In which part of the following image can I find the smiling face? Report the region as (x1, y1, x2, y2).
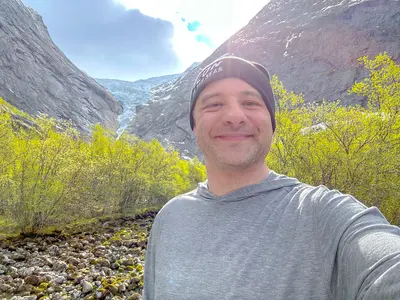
(192, 77, 274, 172)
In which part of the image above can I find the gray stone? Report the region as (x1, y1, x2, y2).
(78, 252, 89, 259)
(81, 280, 93, 293)
(70, 290, 82, 298)
(70, 242, 84, 251)
(0, 283, 12, 292)
(11, 252, 26, 261)
(99, 258, 111, 268)
(64, 285, 74, 292)
(23, 284, 34, 293)
(77, 262, 86, 269)
(19, 266, 35, 278)
(24, 275, 40, 286)
(122, 258, 135, 266)
(94, 280, 101, 286)
(94, 245, 106, 251)
(52, 293, 68, 300)
(127, 293, 141, 300)
(9, 266, 18, 273)
(16, 281, 26, 292)
(52, 261, 67, 272)
(67, 257, 80, 266)
(48, 245, 60, 256)
(41, 257, 53, 266)
(2, 255, 12, 265)
(41, 265, 51, 272)
(41, 274, 52, 282)
(29, 257, 45, 267)
(13, 278, 24, 287)
(118, 283, 126, 292)
(53, 275, 65, 284)
(59, 243, 69, 249)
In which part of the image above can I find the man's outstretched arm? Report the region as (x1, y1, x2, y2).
(142, 222, 158, 300)
(316, 188, 400, 299)
(336, 207, 400, 299)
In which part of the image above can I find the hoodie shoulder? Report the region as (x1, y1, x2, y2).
(154, 187, 202, 220)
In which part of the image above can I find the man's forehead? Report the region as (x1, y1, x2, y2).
(198, 88, 262, 103)
(202, 78, 260, 94)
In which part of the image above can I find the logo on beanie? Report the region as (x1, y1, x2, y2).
(193, 60, 223, 92)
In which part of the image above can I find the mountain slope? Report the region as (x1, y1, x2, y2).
(0, 0, 122, 135)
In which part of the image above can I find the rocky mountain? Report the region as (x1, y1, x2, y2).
(0, 0, 122, 135)
(96, 62, 200, 136)
(126, 0, 400, 159)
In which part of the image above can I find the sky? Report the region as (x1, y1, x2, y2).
(21, 0, 269, 81)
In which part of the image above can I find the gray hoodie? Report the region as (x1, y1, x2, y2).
(143, 171, 400, 300)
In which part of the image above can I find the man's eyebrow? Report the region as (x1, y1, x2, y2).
(240, 90, 262, 99)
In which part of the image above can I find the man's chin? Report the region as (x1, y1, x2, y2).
(216, 155, 256, 171)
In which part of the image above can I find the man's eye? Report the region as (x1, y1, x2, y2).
(205, 103, 222, 108)
(244, 100, 260, 106)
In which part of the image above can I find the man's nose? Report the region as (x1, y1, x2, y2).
(222, 100, 246, 126)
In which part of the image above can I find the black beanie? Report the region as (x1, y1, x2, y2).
(189, 56, 276, 132)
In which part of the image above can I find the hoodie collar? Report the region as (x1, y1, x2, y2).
(197, 171, 301, 202)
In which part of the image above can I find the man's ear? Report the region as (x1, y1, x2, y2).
(191, 111, 197, 134)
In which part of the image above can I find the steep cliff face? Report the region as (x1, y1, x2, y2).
(0, 0, 122, 135)
(126, 0, 400, 158)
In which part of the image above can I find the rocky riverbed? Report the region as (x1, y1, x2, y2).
(0, 211, 157, 300)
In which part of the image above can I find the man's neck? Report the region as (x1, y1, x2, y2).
(206, 163, 270, 196)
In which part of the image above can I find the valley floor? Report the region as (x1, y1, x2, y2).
(0, 211, 157, 300)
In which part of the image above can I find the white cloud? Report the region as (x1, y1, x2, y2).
(113, 0, 269, 70)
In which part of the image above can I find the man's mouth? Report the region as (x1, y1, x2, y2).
(215, 134, 253, 141)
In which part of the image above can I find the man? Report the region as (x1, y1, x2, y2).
(142, 56, 400, 299)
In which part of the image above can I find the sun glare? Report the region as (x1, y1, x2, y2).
(113, 0, 269, 69)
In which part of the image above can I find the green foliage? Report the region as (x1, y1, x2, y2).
(1, 52, 398, 232)
(350, 52, 400, 114)
(0, 105, 206, 233)
(268, 52, 400, 224)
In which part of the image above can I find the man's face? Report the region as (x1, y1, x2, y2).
(192, 77, 273, 171)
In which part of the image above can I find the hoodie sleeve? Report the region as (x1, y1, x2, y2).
(142, 216, 160, 300)
(315, 187, 400, 300)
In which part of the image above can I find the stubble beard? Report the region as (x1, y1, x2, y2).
(200, 137, 268, 172)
